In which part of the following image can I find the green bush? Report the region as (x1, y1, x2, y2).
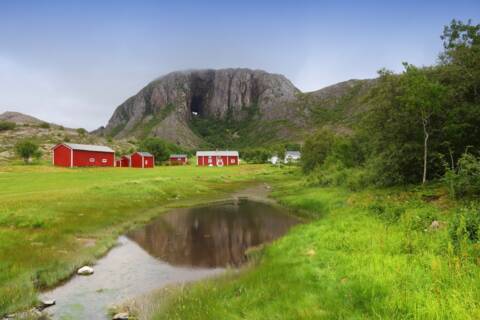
(444, 153, 480, 198)
(400, 206, 439, 231)
(302, 129, 365, 174)
(14, 140, 42, 164)
(241, 148, 272, 164)
(0, 121, 16, 131)
(367, 202, 405, 223)
(76, 128, 87, 136)
(305, 159, 372, 191)
(39, 122, 50, 129)
(139, 137, 187, 163)
(450, 206, 480, 243)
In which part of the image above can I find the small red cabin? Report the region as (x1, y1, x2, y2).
(170, 154, 188, 165)
(52, 143, 115, 168)
(119, 155, 131, 167)
(196, 151, 239, 166)
(130, 152, 154, 168)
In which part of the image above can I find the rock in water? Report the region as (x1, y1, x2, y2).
(39, 298, 55, 309)
(77, 266, 94, 275)
(112, 312, 129, 320)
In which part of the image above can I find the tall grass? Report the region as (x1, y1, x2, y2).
(153, 174, 480, 319)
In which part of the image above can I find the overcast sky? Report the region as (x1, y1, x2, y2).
(0, 0, 479, 130)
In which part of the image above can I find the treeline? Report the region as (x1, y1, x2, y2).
(118, 137, 190, 164)
(302, 19, 480, 196)
(240, 143, 301, 164)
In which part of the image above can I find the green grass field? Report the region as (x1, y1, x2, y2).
(152, 176, 480, 320)
(2, 164, 480, 319)
(0, 164, 277, 315)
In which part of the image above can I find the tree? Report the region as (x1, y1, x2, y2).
(360, 68, 443, 185)
(301, 129, 335, 173)
(76, 128, 87, 136)
(275, 145, 286, 164)
(437, 19, 480, 165)
(400, 64, 446, 184)
(440, 19, 480, 102)
(14, 140, 42, 164)
(139, 137, 170, 163)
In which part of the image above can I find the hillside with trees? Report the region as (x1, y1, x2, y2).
(301, 19, 480, 188)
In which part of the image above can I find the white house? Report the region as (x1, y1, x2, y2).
(284, 151, 301, 163)
(268, 155, 279, 164)
(269, 151, 301, 164)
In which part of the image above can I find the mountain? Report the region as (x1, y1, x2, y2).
(296, 79, 376, 132)
(97, 69, 376, 148)
(0, 111, 46, 125)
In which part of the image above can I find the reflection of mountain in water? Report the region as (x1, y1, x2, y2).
(127, 200, 299, 268)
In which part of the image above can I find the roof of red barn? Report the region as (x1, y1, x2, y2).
(135, 152, 154, 157)
(53, 143, 115, 153)
(196, 151, 239, 157)
(121, 155, 131, 159)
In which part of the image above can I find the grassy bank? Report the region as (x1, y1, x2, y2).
(153, 172, 480, 319)
(0, 164, 277, 315)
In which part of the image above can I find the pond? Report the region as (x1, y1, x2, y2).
(41, 199, 299, 319)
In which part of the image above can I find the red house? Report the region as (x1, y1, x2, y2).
(196, 151, 239, 166)
(119, 155, 131, 167)
(52, 143, 115, 168)
(170, 154, 188, 165)
(130, 152, 155, 168)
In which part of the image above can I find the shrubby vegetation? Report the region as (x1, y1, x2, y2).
(76, 128, 87, 136)
(139, 137, 188, 163)
(38, 122, 50, 129)
(14, 140, 42, 164)
(240, 148, 271, 164)
(444, 153, 480, 198)
(240, 143, 302, 164)
(0, 120, 16, 131)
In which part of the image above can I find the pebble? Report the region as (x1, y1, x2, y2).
(112, 312, 129, 320)
(77, 266, 94, 275)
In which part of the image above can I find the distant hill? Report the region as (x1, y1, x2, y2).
(96, 69, 376, 149)
(0, 111, 133, 163)
(0, 111, 46, 125)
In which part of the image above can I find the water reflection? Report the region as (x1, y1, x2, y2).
(127, 200, 299, 267)
(42, 200, 299, 319)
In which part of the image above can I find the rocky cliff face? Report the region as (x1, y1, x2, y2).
(100, 69, 301, 147)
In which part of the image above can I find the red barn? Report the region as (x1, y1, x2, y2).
(52, 143, 115, 168)
(196, 151, 239, 166)
(130, 152, 155, 168)
(170, 154, 188, 165)
(120, 155, 131, 167)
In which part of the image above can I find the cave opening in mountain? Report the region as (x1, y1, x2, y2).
(190, 94, 204, 117)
